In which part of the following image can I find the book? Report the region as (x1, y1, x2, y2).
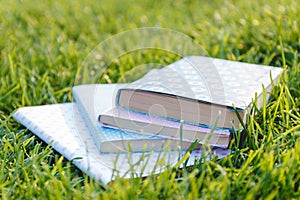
(116, 56, 283, 128)
(99, 107, 231, 148)
(72, 84, 201, 152)
(13, 102, 231, 184)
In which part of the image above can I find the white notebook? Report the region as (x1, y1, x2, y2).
(13, 102, 231, 184)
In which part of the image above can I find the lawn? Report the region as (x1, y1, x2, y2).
(0, 0, 299, 199)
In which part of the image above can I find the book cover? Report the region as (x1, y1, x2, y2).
(116, 56, 283, 128)
(72, 84, 199, 152)
(13, 103, 231, 184)
(99, 107, 231, 148)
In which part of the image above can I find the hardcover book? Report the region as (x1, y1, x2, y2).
(116, 56, 283, 128)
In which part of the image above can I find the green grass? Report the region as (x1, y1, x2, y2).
(0, 0, 299, 199)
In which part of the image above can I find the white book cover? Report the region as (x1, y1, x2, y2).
(118, 56, 283, 109)
(13, 102, 231, 184)
(116, 56, 283, 128)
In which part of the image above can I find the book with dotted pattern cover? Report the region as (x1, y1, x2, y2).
(117, 56, 283, 110)
(13, 102, 231, 184)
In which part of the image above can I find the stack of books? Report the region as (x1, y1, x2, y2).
(73, 56, 283, 152)
(13, 56, 283, 183)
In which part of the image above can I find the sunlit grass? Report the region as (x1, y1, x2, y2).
(0, 0, 299, 199)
